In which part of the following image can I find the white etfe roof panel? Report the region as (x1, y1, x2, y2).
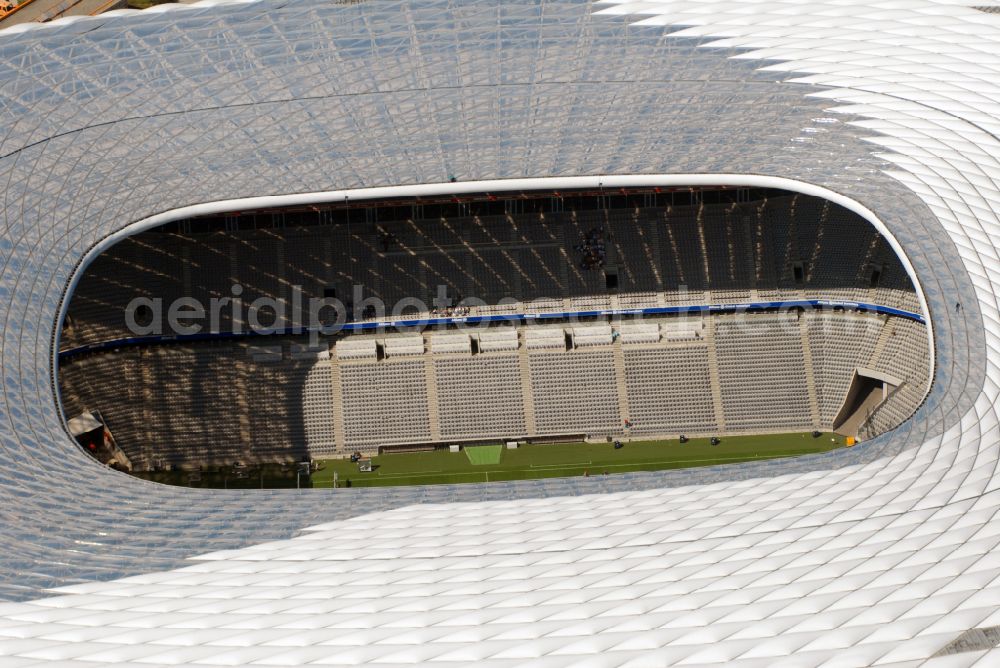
(0, 0, 998, 666)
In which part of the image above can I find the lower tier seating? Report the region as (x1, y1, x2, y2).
(59, 311, 930, 467)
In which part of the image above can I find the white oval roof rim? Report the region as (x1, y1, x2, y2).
(0, 0, 997, 665)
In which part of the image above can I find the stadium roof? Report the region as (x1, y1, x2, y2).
(0, 0, 997, 664)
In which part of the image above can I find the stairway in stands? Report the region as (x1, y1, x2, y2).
(139, 352, 156, 469)
(867, 316, 896, 367)
(517, 329, 538, 435)
(422, 333, 442, 442)
(612, 336, 631, 433)
(704, 318, 728, 432)
(798, 316, 823, 429)
(328, 359, 347, 453)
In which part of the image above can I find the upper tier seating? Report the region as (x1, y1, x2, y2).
(62, 195, 920, 350)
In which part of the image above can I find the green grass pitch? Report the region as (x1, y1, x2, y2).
(311, 432, 848, 489)
(133, 432, 848, 489)
(465, 445, 504, 465)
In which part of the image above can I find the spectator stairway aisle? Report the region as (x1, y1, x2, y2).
(704, 317, 729, 432)
(612, 336, 632, 430)
(798, 316, 823, 429)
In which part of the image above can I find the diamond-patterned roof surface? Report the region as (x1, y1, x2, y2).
(0, 0, 997, 665)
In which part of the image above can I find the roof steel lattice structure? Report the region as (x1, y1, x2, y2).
(0, 0, 998, 665)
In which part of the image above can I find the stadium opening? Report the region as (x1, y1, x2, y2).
(56, 185, 931, 488)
